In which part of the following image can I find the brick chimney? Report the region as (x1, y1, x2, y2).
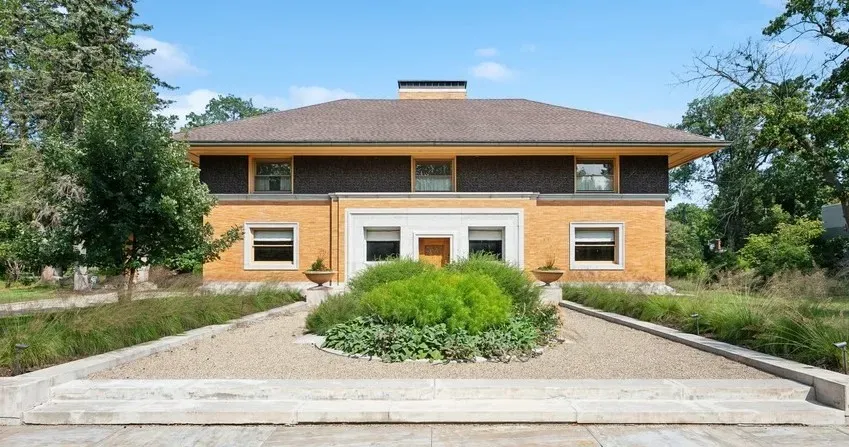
(398, 80, 467, 99)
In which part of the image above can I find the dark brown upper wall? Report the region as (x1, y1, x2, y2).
(294, 156, 411, 194)
(619, 155, 668, 194)
(457, 156, 574, 193)
(199, 156, 249, 194)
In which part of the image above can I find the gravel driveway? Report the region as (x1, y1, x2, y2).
(92, 308, 773, 380)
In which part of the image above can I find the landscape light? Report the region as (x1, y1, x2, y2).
(690, 313, 701, 336)
(834, 342, 848, 374)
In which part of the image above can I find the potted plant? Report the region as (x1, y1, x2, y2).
(531, 257, 564, 286)
(304, 256, 335, 287)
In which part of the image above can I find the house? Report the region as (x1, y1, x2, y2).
(182, 80, 725, 289)
(822, 204, 849, 239)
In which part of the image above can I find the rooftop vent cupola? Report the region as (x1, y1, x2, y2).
(398, 80, 467, 99)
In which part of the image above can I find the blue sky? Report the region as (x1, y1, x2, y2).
(135, 0, 807, 127)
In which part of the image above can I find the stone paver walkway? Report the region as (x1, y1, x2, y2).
(2, 424, 849, 446)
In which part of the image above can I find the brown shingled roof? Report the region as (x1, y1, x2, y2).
(180, 99, 723, 146)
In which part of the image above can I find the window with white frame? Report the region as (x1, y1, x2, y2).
(415, 160, 453, 192)
(365, 228, 400, 262)
(468, 228, 504, 259)
(570, 223, 624, 270)
(244, 223, 298, 270)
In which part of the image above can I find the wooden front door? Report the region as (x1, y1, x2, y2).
(418, 237, 451, 267)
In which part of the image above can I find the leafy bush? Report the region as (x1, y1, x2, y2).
(739, 219, 823, 277)
(305, 292, 364, 335)
(346, 258, 434, 295)
(322, 312, 559, 362)
(666, 220, 708, 278)
(667, 258, 709, 279)
(360, 271, 511, 334)
(445, 253, 539, 313)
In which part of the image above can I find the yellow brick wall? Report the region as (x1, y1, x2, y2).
(204, 198, 666, 284)
(204, 201, 332, 282)
(398, 91, 467, 100)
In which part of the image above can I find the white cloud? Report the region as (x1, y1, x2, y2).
(470, 61, 515, 81)
(475, 47, 498, 57)
(131, 35, 203, 78)
(520, 43, 537, 53)
(161, 89, 220, 128)
(161, 86, 358, 128)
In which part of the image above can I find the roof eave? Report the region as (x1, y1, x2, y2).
(183, 140, 729, 147)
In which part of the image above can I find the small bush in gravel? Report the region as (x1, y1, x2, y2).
(346, 258, 434, 295)
(305, 292, 364, 335)
(360, 271, 511, 334)
(445, 253, 540, 313)
(322, 311, 559, 363)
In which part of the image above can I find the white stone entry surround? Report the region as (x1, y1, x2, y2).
(345, 208, 524, 279)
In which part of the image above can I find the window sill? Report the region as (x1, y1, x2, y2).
(569, 262, 624, 271)
(244, 263, 299, 271)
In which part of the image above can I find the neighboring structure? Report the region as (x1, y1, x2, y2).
(181, 80, 726, 288)
(822, 204, 849, 239)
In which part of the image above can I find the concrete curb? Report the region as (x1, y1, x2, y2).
(560, 300, 849, 413)
(0, 300, 306, 424)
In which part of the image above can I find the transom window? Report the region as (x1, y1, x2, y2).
(576, 159, 615, 192)
(365, 228, 400, 262)
(468, 228, 503, 259)
(415, 160, 453, 192)
(255, 161, 291, 193)
(570, 223, 624, 271)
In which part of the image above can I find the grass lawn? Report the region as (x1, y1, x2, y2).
(0, 288, 302, 375)
(0, 285, 60, 304)
(563, 281, 849, 372)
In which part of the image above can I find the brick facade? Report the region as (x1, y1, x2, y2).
(205, 197, 666, 284)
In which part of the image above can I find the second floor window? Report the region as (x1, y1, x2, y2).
(576, 159, 615, 192)
(415, 160, 452, 192)
(255, 161, 291, 193)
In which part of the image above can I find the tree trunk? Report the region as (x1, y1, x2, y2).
(120, 234, 137, 302)
(121, 265, 136, 302)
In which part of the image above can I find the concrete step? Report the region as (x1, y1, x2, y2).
(49, 379, 813, 402)
(23, 398, 845, 425)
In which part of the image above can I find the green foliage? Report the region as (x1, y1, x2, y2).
(305, 292, 364, 335)
(666, 219, 709, 278)
(59, 74, 218, 286)
(562, 285, 849, 371)
(183, 94, 277, 130)
(165, 226, 243, 274)
(322, 312, 559, 363)
(0, 289, 302, 373)
(346, 258, 434, 295)
(308, 257, 329, 271)
(359, 271, 511, 334)
(739, 219, 824, 277)
(444, 253, 540, 313)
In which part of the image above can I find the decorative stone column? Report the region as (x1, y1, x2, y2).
(538, 284, 562, 305)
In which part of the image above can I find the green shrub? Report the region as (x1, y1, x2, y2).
(667, 258, 709, 279)
(305, 292, 364, 335)
(445, 253, 539, 313)
(322, 314, 559, 363)
(739, 219, 823, 277)
(347, 258, 434, 295)
(360, 270, 511, 334)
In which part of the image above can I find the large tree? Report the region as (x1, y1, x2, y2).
(183, 94, 276, 129)
(58, 74, 220, 294)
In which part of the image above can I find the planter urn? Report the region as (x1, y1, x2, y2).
(304, 270, 336, 287)
(531, 269, 564, 286)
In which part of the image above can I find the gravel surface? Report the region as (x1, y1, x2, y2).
(92, 308, 773, 379)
